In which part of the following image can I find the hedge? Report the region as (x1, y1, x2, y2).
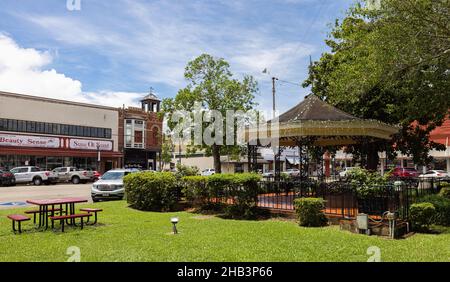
(124, 172, 179, 211)
(182, 173, 262, 219)
(417, 194, 450, 226)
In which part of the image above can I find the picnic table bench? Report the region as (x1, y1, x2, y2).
(25, 208, 62, 224)
(50, 213, 92, 232)
(7, 214, 31, 233)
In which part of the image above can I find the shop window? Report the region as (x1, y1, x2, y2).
(0, 118, 112, 139)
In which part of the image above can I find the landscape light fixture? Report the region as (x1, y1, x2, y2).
(171, 217, 179, 234)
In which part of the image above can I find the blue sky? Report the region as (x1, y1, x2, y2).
(0, 0, 354, 112)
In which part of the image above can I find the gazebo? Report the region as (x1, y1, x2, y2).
(246, 94, 400, 179)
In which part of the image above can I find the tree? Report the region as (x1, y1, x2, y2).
(160, 136, 173, 170)
(303, 0, 450, 169)
(161, 54, 258, 173)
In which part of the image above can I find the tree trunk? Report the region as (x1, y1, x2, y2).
(366, 143, 379, 171)
(212, 144, 222, 173)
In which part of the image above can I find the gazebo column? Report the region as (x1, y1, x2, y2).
(324, 153, 331, 178)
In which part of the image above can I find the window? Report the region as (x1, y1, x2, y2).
(0, 118, 112, 139)
(125, 119, 145, 148)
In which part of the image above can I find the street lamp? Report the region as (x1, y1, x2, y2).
(171, 217, 179, 234)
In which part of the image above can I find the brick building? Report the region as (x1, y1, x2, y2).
(118, 92, 162, 170)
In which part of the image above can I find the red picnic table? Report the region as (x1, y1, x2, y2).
(26, 198, 88, 229)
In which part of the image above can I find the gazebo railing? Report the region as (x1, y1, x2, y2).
(256, 177, 444, 219)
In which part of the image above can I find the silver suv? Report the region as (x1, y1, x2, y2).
(91, 169, 137, 202)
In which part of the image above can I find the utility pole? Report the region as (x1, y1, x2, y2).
(272, 76, 278, 176)
(272, 77, 278, 119)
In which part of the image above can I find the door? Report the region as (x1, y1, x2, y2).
(53, 167, 68, 181)
(12, 167, 29, 183)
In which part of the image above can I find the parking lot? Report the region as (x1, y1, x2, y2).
(0, 183, 92, 209)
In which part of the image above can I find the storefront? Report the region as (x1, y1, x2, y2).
(0, 91, 123, 173)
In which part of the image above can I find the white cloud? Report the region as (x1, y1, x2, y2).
(18, 0, 315, 89)
(0, 34, 141, 107)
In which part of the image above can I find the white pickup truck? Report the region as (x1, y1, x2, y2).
(10, 166, 59, 186)
(52, 167, 95, 184)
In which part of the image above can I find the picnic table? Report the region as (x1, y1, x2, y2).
(26, 198, 88, 229)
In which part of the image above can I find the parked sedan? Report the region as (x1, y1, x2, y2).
(285, 168, 300, 177)
(0, 169, 15, 186)
(201, 168, 215, 176)
(262, 170, 274, 178)
(392, 167, 419, 178)
(419, 170, 449, 178)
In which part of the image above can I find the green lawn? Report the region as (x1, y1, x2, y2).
(0, 200, 449, 262)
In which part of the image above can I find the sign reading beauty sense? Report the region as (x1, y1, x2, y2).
(0, 133, 60, 148)
(69, 139, 113, 151)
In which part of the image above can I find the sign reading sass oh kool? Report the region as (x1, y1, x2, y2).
(69, 139, 113, 151)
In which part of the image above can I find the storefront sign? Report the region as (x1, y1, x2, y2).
(0, 133, 60, 148)
(69, 139, 113, 151)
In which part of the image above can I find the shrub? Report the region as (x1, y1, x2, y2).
(345, 167, 389, 198)
(182, 173, 262, 219)
(409, 202, 436, 231)
(174, 164, 199, 178)
(294, 198, 327, 227)
(417, 194, 450, 226)
(124, 172, 179, 211)
(182, 176, 208, 207)
(439, 187, 450, 199)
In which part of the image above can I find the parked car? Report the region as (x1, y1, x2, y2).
(52, 167, 95, 184)
(339, 167, 359, 178)
(285, 168, 300, 177)
(262, 170, 274, 178)
(0, 169, 15, 186)
(9, 166, 58, 185)
(419, 170, 449, 179)
(93, 171, 102, 181)
(392, 167, 419, 178)
(91, 169, 137, 202)
(201, 168, 215, 176)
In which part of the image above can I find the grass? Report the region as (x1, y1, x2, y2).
(0, 200, 449, 262)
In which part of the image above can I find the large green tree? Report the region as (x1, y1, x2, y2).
(303, 0, 450, 169)
(161, 54, 258, 173)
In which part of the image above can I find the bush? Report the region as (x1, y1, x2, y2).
(345, 167, 389, 198)
(174, 164, 199, 178)
(439, 187, 450, 199)
(124, 172, 179, 211)
(409, 202, 436, 231)
(294, 198, 327, 227)
(182, 173, 262, 219)
(417, 194, 450, 226)
(182, 176, 208, 207)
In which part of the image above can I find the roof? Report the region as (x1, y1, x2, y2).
(0, 91, 119, 111)
(246, 94, 400, 146)
(277, 94, 358, 122)
(141, 93, 160, 101)
(429, 115, 450, 146)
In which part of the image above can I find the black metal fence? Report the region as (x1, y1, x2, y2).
(257, 177, 447, 219)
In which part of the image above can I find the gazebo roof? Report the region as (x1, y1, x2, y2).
(277, 94, 358, 122)
(246, 94, 400, 147)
